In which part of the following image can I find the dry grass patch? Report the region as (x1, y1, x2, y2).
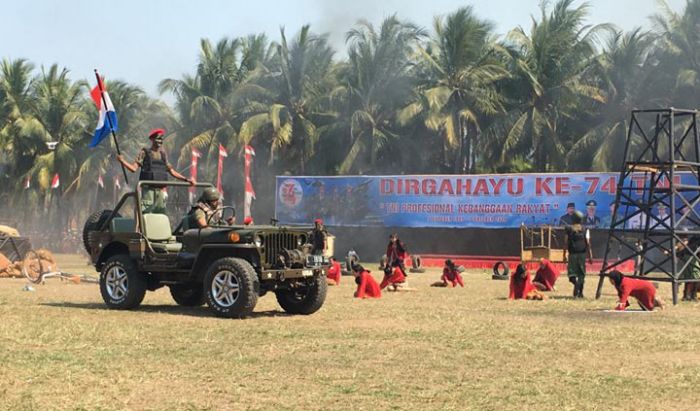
(1, 254, 699, 410)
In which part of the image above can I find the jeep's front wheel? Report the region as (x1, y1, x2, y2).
(275, 274, 327, 315)
(203, 258, 258, 318)
(169, 284, 205, 306)
(100, 255, 147, 309)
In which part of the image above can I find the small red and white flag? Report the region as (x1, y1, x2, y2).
(189, 148, 202, 203)
(97, 174, 105, 189)
(50, 173, 60, 189)
(24, 175, 30, 190)
(244, 145, 256, 223)
(217, 144, 228, 196)
(219, 144, 228, 158)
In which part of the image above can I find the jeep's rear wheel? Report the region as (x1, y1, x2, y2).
(100, 255, 147, 309)
(275, 274, 327, 315)
(169, 284, 205, 306)
(204, 258, 258, 318)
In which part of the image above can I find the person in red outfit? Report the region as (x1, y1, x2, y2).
(441, 259, 464, 287)
(380, 264, 406, 290)
(608, 270, 665, 311)
(352, 264, 381, 299)
(385, 233, 408, 276)
(326, 257, 342, 286)
(533, 258, 560, 291)
(509, 264, 546, 300)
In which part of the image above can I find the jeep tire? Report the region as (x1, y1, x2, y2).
(275, 274, 327, 315)
(83, 209, 119, 254)
(204, 257, 259, 318)
(100, 254, 147, 309)
(169, 284, 205, 306)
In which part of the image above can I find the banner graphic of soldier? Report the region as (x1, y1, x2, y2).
(275, 173, 700, 229)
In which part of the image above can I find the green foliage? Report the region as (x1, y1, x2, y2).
(4, 0, 700, 225)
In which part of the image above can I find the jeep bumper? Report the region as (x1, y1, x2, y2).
(260, 267, 325, 281)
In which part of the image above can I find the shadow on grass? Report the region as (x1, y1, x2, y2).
(39, 302, 291, 319)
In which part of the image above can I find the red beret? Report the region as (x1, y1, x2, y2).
(244, 216, 253, 225)
(149, 128, 165, 138)
(314, 218, 323, 224)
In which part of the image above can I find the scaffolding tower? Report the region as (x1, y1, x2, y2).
(595, 108, 700, 305)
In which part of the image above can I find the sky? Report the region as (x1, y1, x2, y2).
(0, 0, 687, 101)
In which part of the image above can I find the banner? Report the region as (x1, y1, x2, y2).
(275, 173, 695, 228)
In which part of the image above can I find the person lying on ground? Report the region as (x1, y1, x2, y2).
(608, 270, 664, 311)
(509, 263, 546, 300)
(327, 257, 341, 286)
(352, 263, 381, 299)
(533, 258, 560, 291)
(440, 259, 464, 288)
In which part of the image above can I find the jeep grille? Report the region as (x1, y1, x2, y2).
(263, 233, 300, 266)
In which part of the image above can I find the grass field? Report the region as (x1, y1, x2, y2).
(1, 254, 700, 410)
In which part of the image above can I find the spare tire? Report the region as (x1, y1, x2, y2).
(83, 210, 119, 254)
(492, 261, 510, 280)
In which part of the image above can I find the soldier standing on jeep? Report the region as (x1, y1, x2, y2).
(187, 187, 235, 229)
(116, 128, 194, 213)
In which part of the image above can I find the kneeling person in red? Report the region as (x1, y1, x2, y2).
(380, 264, 406, 290)
(353, 264, 381, 299)
(608, 270, 665, 311)
(509, 264, 546, 300)
(327, 257, 342, 286)
(533, 258, 560, 291)
(441, 259, 464, 287)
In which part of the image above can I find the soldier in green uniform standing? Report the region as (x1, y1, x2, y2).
(116, 128, 194, 213)
(563, 211, 593, 298)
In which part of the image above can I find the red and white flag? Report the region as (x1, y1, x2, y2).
(97, 174, 105, 189)
(50, 173, 60, 189)
(24, 175, 30, 190)
(217, 144, 228, 197)
(244, 145, 256, 223)
(189, 148, 202, 203)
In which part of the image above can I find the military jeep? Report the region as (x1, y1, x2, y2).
(83, 181, 328, 318)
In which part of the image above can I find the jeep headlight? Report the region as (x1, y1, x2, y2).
(254, 235, 264, 248)
(297, 234, 307, 247)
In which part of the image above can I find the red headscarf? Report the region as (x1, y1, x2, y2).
(509, 264, 536, 299)
(533, 259, 560, 291)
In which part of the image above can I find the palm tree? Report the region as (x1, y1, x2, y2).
(566, 28, 656, 170)
(399, 7, 508, 173)
(159, 35, 269, 178)
(0, 58, 41, 187)
(338, 15, 426, 174)
(238, 25, 336, 173)
(500, 0, 609, 171)
(651, 0, 700, 107)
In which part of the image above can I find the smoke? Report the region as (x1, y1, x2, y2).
(309, 0, 419, 52)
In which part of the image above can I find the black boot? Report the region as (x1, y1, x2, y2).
(570, 277, 578, 298)
(577, 279, 585, 299)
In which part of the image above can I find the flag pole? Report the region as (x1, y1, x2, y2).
(94, 69, 129, 185)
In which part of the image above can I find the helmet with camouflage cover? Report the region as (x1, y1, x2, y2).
(201, 187, 220, 203)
